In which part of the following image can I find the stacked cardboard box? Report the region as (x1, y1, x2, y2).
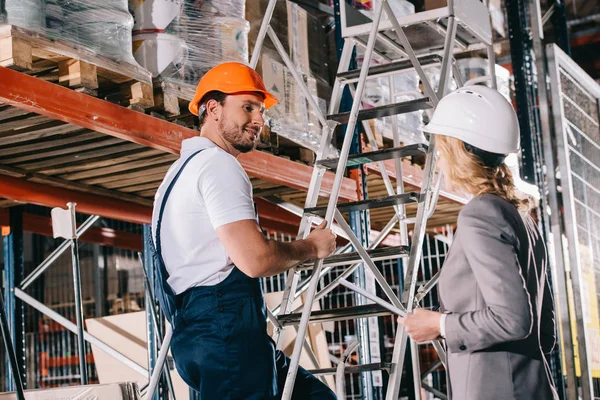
(247, 0, 334, 152)
(247, 0, 330, 83)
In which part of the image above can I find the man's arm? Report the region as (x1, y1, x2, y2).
(216, 219, 336, 278)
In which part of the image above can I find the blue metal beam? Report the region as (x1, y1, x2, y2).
(3, 207, 26, 391)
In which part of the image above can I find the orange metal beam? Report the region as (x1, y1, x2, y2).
(0, 176, 310, 239)
(0, 67, 358, 201)
(0, 209, 142, 251)
(0, 175, 152, 224)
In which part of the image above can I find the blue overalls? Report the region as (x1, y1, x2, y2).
(149, 149, 336, 399)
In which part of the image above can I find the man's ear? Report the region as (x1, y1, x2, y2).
(205, 99, 222, 121)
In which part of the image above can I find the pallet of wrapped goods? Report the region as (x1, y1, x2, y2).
(246, 0, 330, 83)
(129, 0, 250, 117)
(0, 1, 155, 109)
(0, 25, 155, 107)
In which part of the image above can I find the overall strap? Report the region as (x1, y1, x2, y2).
(155, 149, 205, 271)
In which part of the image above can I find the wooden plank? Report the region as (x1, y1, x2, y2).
(0, 105, 30, 121)
(0, 36, 32, 70)
(58, 59, 98, 90)
(100, 172, 167, 190)
(81, 163, 172, 186)
(153, 91, 181, 117)
(0, 163, 26, 178)
(0, 114, 50, 132)
(122, 81, 154, 109)
(118, 182, 163, 194)
(39, 149, 165, 175)
(18, 142, 145, 171)
(61, 154, 176, 181)
(0, 131, 102, 157)
(134, 188, 161, 197)
(3, 137, 124, 164)
(0, 123, 87, 147)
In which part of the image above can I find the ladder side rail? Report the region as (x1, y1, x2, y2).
(281, 2, 387, 397)
(249, 0, 279, 69)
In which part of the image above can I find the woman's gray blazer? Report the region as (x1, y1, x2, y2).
(438, 194, 559, 400)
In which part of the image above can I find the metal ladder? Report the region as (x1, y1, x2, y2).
(249, 0, 496, 399)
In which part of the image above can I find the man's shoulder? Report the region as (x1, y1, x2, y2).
(186, 146, 240, 171)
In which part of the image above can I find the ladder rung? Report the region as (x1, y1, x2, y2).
(317, 143, 427, 170)
(327, 98, 432, 124)
(309, 362, 391, 376)
(305, 192, 420, 216)
(337, 55, 442, 82)
(278, 304, 394, 326)
(300, 245, 410, 270)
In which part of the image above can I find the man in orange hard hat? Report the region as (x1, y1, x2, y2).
(150, 62, 337, 399)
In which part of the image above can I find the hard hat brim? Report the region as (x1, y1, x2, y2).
(188, 89, 279, 116)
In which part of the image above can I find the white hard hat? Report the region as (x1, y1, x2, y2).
(422, 85, 520, 154)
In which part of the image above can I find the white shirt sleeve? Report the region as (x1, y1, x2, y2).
(197, 152, 256, 229)
(440, 313, 448, 338)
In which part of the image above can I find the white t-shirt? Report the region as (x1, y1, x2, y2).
(151, 137, 256, 294)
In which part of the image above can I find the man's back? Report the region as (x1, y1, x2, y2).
(151, 136, 256, 293)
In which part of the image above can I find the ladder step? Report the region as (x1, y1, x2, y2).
(317, 143, 427, 170)
(327, 98, 432, 124)
(300, 245, 410, 270)
(309, 362, 391, 376)
(278, 304, 394, 326)
(305, 192, 420, 216)
(337, 55, 441, 82)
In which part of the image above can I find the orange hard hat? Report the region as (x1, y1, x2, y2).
(188, 62, 279, 116)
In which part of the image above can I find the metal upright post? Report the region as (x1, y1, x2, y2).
(67, 203, 88, 385)
(527, 1, 570, 397)
(4, 207, 26, 392)
(143, 226, 161, 400)
(349, 143, 378, 400)
(138, 249, 176, 400)
(0, 289, 25, 400)
(550, 0, 570, 56)
(505, 0, 544, 187)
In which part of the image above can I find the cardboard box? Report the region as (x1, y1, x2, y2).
(85, 312, 191, 400)
(0, 382, 140, 400)
(263, 291, 335, 391)
(260, 52, 325, 141)
(488, 0, 506, 37)
(424, 0, 447, 10)
(247, 0, 329, 82)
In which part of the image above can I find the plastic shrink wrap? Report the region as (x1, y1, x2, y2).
(248, 0, 335, 154)
(130, 0, 249, 83)
(1, 0, 138, 65)
(353, 0, 425, 145)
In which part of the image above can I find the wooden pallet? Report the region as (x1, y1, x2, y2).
(0, 24, 154, 109)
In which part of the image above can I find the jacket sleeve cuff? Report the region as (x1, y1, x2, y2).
(444, 313, 470, 353)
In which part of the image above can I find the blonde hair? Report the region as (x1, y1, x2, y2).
(436, 135, 529, 210)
